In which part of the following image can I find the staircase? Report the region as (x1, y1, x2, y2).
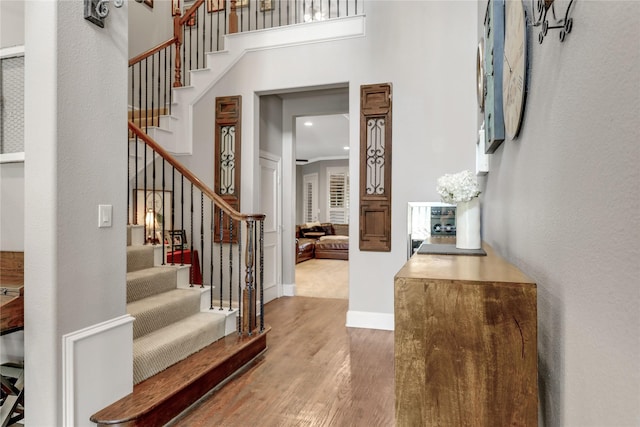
(126, 225, 230, 385)
(91, 225, 267, 426)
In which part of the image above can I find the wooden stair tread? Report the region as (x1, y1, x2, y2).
(91, 326, 270, 426)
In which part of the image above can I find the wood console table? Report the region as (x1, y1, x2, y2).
(394, 243, 537, 426)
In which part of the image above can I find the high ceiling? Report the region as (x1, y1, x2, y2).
(295, 114, 350, 163)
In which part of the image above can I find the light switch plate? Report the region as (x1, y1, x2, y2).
(99, 204, 112, 228)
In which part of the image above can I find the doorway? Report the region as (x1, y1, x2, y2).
(258, 85, 350, 299)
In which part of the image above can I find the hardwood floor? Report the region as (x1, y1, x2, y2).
(170, 296, 395, 426)
(295, 259, 348, 299)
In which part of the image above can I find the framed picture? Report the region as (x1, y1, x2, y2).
(207, 0, 225, 13)
(260, 0, 273, 12)
(172, 0, 181, 16)
(166, 230, 187, 248)
(144, 0, 153, 7)
(134, 189, 172, 234)
(236, 0, 249, 8)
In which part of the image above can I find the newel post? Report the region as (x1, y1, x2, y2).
(173, 14, 183, 87)
(229, 0, 238, 34)
(242, 219, 256, 335)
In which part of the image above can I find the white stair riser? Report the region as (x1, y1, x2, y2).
(129, 225, 145, 246)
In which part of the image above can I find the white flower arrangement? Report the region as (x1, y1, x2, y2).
(436, 170, 481, 204)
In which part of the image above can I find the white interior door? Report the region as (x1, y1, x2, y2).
(259, 155, 281, 303)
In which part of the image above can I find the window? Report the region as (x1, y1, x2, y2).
(303, 173, 318, 223)
(327, 167, 349, 224)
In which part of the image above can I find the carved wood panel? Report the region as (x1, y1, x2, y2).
(215, 95, 241, 243)
(359, 83, 392, 252)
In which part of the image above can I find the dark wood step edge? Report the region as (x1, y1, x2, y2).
(91, 327, 270, 427)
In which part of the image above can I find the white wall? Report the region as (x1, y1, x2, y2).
(0, 162, 24, 251)
(185, 1, 478, 320)
(259, 94, 283, 156)
(128, 0, 174, 58)
(24, 2, 131, 424)
(0, 0, 24, 49)
(478, 1, 640, 425)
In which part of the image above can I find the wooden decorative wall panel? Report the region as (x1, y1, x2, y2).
(359, 83, 392, 252)
(215, 95, 241, 243)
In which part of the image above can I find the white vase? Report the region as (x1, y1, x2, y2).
(456, 197, 481, 249)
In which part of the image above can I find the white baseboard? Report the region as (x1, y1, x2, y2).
(346, 310, 394, 331)
(282, 283, 295, 297)
(62, 315, 134, 426)
(263, 284, 278, 303)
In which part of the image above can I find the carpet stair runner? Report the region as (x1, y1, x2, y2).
(125, 226, 227, 385)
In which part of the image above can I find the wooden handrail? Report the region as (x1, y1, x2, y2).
(179, 0, 206, 26)
(128, 121, 265, 222)
(128, 37, 178, 67)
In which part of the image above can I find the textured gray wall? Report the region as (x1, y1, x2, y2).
(478, 1, 640, 425)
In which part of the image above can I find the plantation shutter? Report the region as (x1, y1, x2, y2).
(327, 167, 349, 224)
(303, 173, 318, 223)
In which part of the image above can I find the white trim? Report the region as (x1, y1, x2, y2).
(62, 315, 134, 426)
(282, 283, 296, 296)
(0, 153, 25, 163)
(263, 284, 279, 303)
(0, 46, 25, 59)
(346, 310, 394, 331)
(259, 150, 281, 162)
(298, 155, 349, 165)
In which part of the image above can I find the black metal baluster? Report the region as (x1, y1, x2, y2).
(228, 214, 234, 316)
(162, 159, 166, 264)
(224, 0, 228, 36)
(143, 143, 148, 241)
(144, 58, 149, 133)
(182, 27, 186, 87)
(209, 6, 213, 52)
(189, 182, 194, 286)
(138, 62, 142, 129)
(152, 147, 156, 244)
(127, 131, 131, 225)
(130, 65, 134, 130)
(196, 9, 200, 71)
(236, 221, 242, 311)
(200, 192, 204, 288)
(259, 219, 264, 333)
(151, 53, 155, 128)
(337, 0, 340, 17)
(210, 200, 215, 310)
(278, 0, 281, 26)
(169, 46, 174, 110)
(188, 22, 193, 84)
(171, 165, 176, 259)
(134, 136, 139, 225)
(180, 175, 185, 264)
(163, 48, 167, 117)
(216, 4, 221, 51)
(156, 53, 161, 126)
(219, 209, 224, 310)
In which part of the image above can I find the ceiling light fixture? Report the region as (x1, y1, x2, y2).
(304, 121, 313, 127)
(343, 146, 350, 150)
